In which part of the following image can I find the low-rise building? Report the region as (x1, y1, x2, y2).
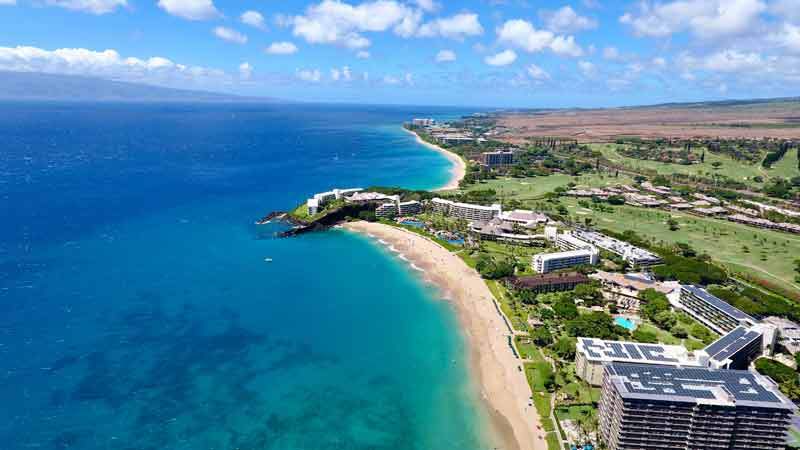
(763, 316, 800, 354)
(668, 285, 758, 334)
(431, 198, 501, 221)
(702, 325, 770, 370)
(576, 338, 701, 385)
(571, 230, 662, 267)
(590, 271, 677, 311)
(533, 248, 599, 273)
(508, 272, 590, 294)
(470, 219, 545, 245)
(599, 363, 796, 450)
(498, 209, 548, 227)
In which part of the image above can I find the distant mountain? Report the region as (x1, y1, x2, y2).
(0, 71, 277, 102)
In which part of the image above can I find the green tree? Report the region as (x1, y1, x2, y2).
(531, 326, 554, 346)
(632, 328, 658, 343)
(553, 297, 579, 320)
(670, 324, 689, 338)
(553, 337, 577, 360)
(566, 312, 623, 340)
(653, 311, 677, 329)
(640, 289, 670, 321)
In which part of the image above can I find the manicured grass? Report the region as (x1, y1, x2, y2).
(636, 322, 707, 350)
(560, 197, 800, 297)
(590, 143, 766, 184)
(545, 431, 561, 450)
(462, 172, 634, 203)
(487, 280, 529, 332)
(555, 404, 597, 422)
(767, 147, 800, 180)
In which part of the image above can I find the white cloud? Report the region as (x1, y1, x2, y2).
(45, 0, 126, 14)
(158, 0, 219, 20)
(540, 6, 597, 33)
(702, 49, 763, 72)
(0, 0, 16, 5)
(497, 19, 583, 57)
(769, 23, 800, 53)
(330, 66, 352, 81)
(577, 60, 596, 77)
(485, 49, 517, 66)
(413, 0, 438, 12)
(297, 68, 322, 82)
(652, 56, 666, 68)
(265, 41, 299, 55)
(241, 10, 266, 30)
(771, 0, 800, 23)
(0, 45, 232, 88)
(435, 49, 456, 62)
(213, 27, 247, 44)
(291, 0, 418, 49)
(356, 50, 370, 59)
(619, 0, 766, 39)
(239, 62, 252, 79)
(383, 74, 401, 84)
(417, 13, 483, 40)
(602, 46, 620, 60)
(526, 63, 550, 80)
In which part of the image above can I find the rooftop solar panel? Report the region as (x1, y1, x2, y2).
(683, 285, 756, 322)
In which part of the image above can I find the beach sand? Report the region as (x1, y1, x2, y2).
(404, 128, 466, 191)
(344, 221, 547, 450)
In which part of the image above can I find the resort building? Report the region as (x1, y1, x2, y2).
(571, 230, 662, 268)
(599, 363, 796, 450)
(375, 199, 422, 218)
(345, 191, 397, 204)
(589, 271, 678, 311)
(498, 209, 548, 227)
(411, 118, 435, 127)
(470, 219, 546, 245)
(763, 316, 800, 354)
(701, 325, 772, 370)
(668, 285, 758, 334)
(430, 198, 501, 222)
(532, 248, 598, 273)
(554, 231, 596, 252)
(508, 272, 590, 295)
(480, 150, 514, 167)
(306, 187, 363, 215)
(576, 338, 700, 385)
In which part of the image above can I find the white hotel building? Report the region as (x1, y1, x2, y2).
(306, 188, 363, 215)
(533, 248, 599, 273)
(431, 198, 501, 222)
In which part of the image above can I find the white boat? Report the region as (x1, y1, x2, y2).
(264, 257, 273, 263)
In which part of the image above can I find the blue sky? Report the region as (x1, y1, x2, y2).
(1, 0, 799, 107)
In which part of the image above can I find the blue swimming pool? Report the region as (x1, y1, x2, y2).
(614, 317, 636, 331)
(399, 219, 425, 228)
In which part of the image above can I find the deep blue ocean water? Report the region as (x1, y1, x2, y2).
(0, 103, 490, 450)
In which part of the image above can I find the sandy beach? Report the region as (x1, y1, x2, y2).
(404, 128, 466, 191)
(344, 221, 547, 450)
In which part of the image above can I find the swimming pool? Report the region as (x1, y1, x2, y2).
(614, 317, 636, 331)
(399, 220, 425, 228)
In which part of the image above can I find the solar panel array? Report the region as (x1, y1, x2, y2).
(703, 326, 762, 363)
(683, 285, 756, 322)
(580, 338, 685, 364)
(606, 363, 792, 409)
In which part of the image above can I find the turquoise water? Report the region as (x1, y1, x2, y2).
(0, 103, 491, 449)
(614, 317, 636, 331)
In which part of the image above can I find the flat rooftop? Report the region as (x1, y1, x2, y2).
(682, 285, 756, 322)
(703, 326, 762, 364)
(578, 338, 696, 366)
(606, 363, 796, 410)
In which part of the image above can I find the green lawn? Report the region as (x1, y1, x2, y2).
(590, 143, 767, 184)
(561, 197, 800, 297)
(487, 280, 529, 332)
(462, 172, 634, 203)
(767, 147, 800, 180)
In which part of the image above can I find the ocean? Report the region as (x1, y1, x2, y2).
(0, 102, 491, 450)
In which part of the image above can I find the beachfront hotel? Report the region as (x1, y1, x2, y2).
(598, 363, 796, 450)
(306, 188, 363, 215)
(480, 150, 514, 167)
(508, 272, 590, 295)
(532, 248, 599, 273)
(431, 198, 501, 222)
(375, 199, 422, 218)
(498, 209, 549, 227)
(570, 230, 662, 268)
(668, 285, 759, 334)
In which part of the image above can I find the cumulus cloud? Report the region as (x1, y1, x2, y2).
(497, 19, 583, 57)
(330, 66, 352, 81)
(619, 0, 765, 39)
(435, 49, 456, 62)
(291, 0, 418, 49)
(44, 0, 126, 14)
(769, 23, 800, 53)
(526, 63, 550, 80)
(771, 0, 800, 23)
(356, 50, 370, 59)
(0, 45, 231, 88)
(158, 0, 219, 20)
(297, 68, 322, 82)
(417, 13, 483, 39)
(241, 10, 266, 30)
(413, 0, 438, 12)
(213, 27, 248, 44)
(485, 49, 517, 66)
(0, 0, 16, 5)
(540, 6, 597, 33)
(265, 41, 299, 55)
(238, 62, 252, 80)
(577, 60, 596, 77)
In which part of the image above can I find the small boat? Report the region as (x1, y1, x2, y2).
(264, 257, 273, 263)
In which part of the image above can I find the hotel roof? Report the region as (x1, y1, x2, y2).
(578, 338, 696, 366)
(682, 285, 756, 322)
(605, 363, 796, 410)
(703, 326, 762, 364)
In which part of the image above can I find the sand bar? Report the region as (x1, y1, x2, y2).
(344, 221, 547, 450)
(404, 128, 466, 191)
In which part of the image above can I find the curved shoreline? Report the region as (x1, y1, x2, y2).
(403, 127, 466, 191)
(344, 221, 547, 450)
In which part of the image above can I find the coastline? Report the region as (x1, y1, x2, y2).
(403, 127, 466, 191)
(343, 221, 547, 450)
